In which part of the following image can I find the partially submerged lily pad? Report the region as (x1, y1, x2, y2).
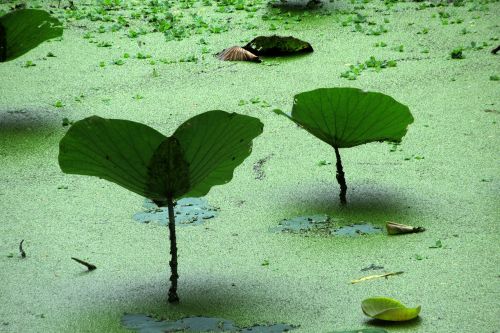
(122, 314, 297, 333)
(332, 223, 382, 236)
(361, 297, 421, 322)
(243, 35, 313, 56)
(133, 197, 219, 226)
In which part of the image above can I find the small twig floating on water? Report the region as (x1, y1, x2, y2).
(351, 271, 404, 284)
(71, 257, 97, 271)
(19, 240, 26, 258)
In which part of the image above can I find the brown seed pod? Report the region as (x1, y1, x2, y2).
(216, 46, 261, 63)
(386, 222, 426, 235)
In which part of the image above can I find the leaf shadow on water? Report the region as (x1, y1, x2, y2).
(366, 317, 423, 330)
(72, 276, 299, 332)
(261, 52, 315, 64)
(280, 183, 414, 224)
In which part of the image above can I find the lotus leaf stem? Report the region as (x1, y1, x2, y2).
(167, 196, 179, 303)
(334, 147, 347, 205)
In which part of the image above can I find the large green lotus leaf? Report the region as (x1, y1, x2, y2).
(274, 88, 413, 148)
(0, 9, 63, 62)
(146, 136, 190, 200)
(173, 110, 264, 198)
(59, 116, 166, 199)
(361, 297, 421, 322)
(243, 35, 313, 56)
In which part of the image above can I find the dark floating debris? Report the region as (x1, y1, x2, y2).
(361, 263, 384, 272)
(483, 109, 500, 114)
(19, 240, 26, 258)
(243, 35, 313, 56)
(216, 46, 261, 63)
(491, 45, 500, 54)
(71, 257, 96, 271)
(386, 222, 425, 235)
(134, 197, 219, 226)
(122, 314, 298, 333)
(253, 154, 274, 180)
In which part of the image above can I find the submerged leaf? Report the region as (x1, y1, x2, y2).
(0, 9, 63, 62)
(275, 88, 413, 148)
(243, 35, 313, 56)
(217, 46, 261, 63)
(332, 329, 388, 333)
(361, 297, 421, 321)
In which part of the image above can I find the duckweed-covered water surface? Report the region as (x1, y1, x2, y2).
(1, 0, 499, 332)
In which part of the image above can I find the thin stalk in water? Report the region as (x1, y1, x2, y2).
(334, 147, 347, 205)
(166, 196, 179, 303)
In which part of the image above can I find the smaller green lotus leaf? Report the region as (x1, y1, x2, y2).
(59, 116, 166, 199)
(243, 35, 313, 56)
(332, 329, 388, 333)
(277, 88, 413, 148)
(173, 110, 264, 198)
(146, 136, 190, 201)
(0, 9, 63, 62)
(361, 297, 421, 322)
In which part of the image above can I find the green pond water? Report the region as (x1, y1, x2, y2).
(0, 0, 499, 332)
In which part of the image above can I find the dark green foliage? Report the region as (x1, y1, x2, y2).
(0, 9, 63, 62)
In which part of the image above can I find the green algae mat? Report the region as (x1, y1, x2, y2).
(0, 0, 499, 332)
